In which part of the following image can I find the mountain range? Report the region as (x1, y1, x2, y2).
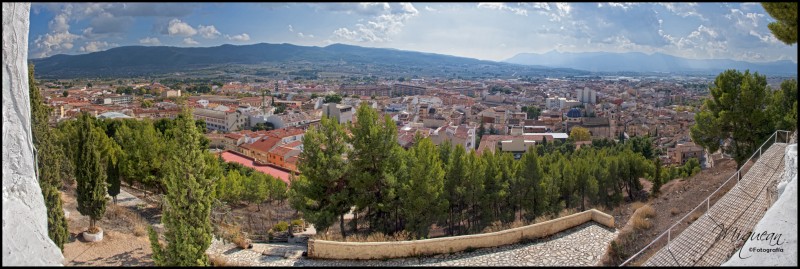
(29, 43, 587, 79)
(505, 51, 797, 75)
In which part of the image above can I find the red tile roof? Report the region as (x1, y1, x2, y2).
(248, 137, 281, 153)
(219, 151, 291, 185)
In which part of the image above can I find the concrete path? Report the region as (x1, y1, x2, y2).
(644, 143, 787, 266)
(206, 221, 617, 266)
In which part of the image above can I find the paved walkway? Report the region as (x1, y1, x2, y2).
(206, 221, 617, 266)
(644, 143, 787, 266)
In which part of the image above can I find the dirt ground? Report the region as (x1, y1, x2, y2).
(61, 186, 155, 266)
(606, 157, 753, 265)
(59, 182, 300, 266)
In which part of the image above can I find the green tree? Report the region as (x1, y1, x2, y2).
(519, 147, 546, 221)
(522, 106, 541, 120)
(690, 70, 773, 168)
(479, 150, 508, 226)
(651, 158, 663, 197)
(348, 104, 399, 234)
(141, 99, 154, 108)
(443, 144, 467, 235)
(107, 158, 121, 204)
(570, 126, 591, 141)
(149, 109, 215, 266)
(289, 116, 352, 238)
(29, 65, 69, 251)
(462, 149, 486, 232)
(323, 94, 343, 104)
(400, 137, 446, 238)
(75, 112, 108, 234)
(62, 91, 68, 97)
(766, 79, 798, 132)
(761, 2, 798, 45)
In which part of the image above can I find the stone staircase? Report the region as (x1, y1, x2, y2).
(644, 143, 787, 266)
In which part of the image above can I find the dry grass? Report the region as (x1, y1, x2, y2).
(214, 223, 250, 249)
(670, 207, 680, 216)
(637, 205, 656, 219)
(106, 205, 149, 237)
(208, 254, 236, 267)
(630, 202, 645, 212)
(687, 210, 704, 224)
(630, 204, 655, 231)
(602, 227, 636, 265)
(631, 215, 653, 230)
(313, 230, 414, 242)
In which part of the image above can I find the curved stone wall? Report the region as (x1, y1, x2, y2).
(308, 209, 614, 260)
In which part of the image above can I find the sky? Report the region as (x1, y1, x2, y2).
(28, 2, 798, 64)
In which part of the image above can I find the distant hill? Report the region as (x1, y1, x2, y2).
(29, 43, 588, 79)
(504, 51, 797, 76)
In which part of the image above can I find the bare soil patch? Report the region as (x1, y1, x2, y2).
(61, 185, 155, 266)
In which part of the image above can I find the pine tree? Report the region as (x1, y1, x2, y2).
(761, 2, 798, 45)
(149, 109, 215, 266)
(288, 116, 351, 237)
(690, 70, 773, 169)
(348, 104, 399, 234)
(28, 65, 69, 251)
(75, 112, 108, 234)
(519, 147, 545, 221)
(443, 144, 467, 235)
(400, 137, 446, 238)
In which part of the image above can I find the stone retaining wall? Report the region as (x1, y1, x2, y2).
(308, 209, 614, 260)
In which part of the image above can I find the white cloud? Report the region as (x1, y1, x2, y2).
(183, 37, 199, 45)
(477, 3, 528, 16)
(332, 3, 419, 43)
(139, 37, 161, 45)
(288, 24, 294, 32)
(226, 33, 250, 41)
(33, 5, 80, 58)
(80, 41, 114, 53)
(49, 12, 71, 32)
(424, 6, 437, 12)
(33, 31, 80, 58)
(198, 25, 221, 39)
(658, 3, 705, 20)
(166, 18, 197, 36)
(297, 32, 314, 38)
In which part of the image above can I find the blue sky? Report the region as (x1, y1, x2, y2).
(29, 3, 798, 63)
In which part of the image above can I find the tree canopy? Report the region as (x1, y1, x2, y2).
(762, 2, 798, 45)
(690, 69, 773, 168)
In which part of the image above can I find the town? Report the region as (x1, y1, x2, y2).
(38, 74, 730, 177)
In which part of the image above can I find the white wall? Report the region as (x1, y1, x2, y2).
(2, 3, 65, 266)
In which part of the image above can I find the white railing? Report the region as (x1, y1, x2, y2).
(619, 130, 792, 266)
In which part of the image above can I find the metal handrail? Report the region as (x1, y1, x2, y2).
(619, 130, 791, 266)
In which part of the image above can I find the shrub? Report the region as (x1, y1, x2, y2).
(291, 219, 304, 228)
(637, 205, 656, 219)
(133, 223, 147, 237)
(208, 254, 231, 267)
(631, 214, 652, 230)
(670, 207, 680, 216)
(274, 221, 289, 232)
(630, 204, 655, 231)
(232, 232, 251, 249)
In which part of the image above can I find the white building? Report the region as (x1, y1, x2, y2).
(322, 103, 354, 124)
(192, 106, 247, 133)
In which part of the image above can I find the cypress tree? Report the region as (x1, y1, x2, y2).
(75, 112, 108, 234)
(149, 109, 215, 266)
(651, 158, 663, 197)
(28, 65, 69, 251)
